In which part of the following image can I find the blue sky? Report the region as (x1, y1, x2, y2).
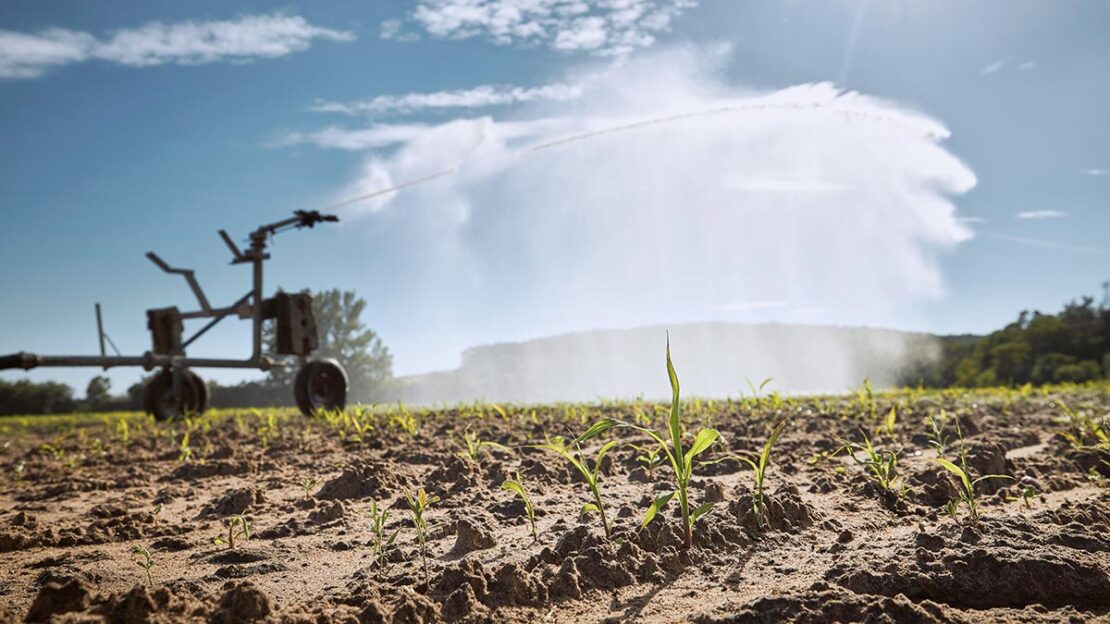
(1, 0, 1108, 394)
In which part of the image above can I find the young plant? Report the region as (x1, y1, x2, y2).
(404, 488, 440, 588)
(131, 545, 154, 587)
(735, 418, 788, 531)
(215, 514, 250, 548)
(152, 502, 165, 525)
(628, 443, 664, 478)
(501, 475, 538, 543)
(300, 477, 318, 500)
(458, 426, 507, 461)
(582, 339, 721, 548)
(935, 422, 1011, 524)
(925, 410, 950, 457)
(177, 430, 192, 464)
(366, 500, 400, 575)
(536, 433, 618, 538)
(838, 432, 902, 493)
(857, 378, 877, 421)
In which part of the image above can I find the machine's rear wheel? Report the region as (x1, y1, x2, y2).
(294, 359, 348, 416)
(143, 370, 200, 421)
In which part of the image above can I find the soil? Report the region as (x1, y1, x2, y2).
(1, 388, 1108, 623)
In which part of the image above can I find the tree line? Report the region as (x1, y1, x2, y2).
(900, 282, 1110, 387)
(0, 289, 393, 415)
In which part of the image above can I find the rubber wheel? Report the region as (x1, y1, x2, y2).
(188, 370, 210, 414)
(294, 359, 348, 416)
(143, 370, 199, 421)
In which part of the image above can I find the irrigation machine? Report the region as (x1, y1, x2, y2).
(1, 210, 348, 420)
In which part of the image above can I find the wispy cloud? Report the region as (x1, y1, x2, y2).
(405, 0, 697, 57)
(311, 83, 584, 117)
(1079, 168, 1109, 177)
(0, 13, 353, 79)
(987, 233, 1109, 256)
(958, 216, 988, 224)
(1015, 210, 1067, 220)
(980, 58, 1009, 75)
(1018, 60, 1035, 71)
(380, 19, 420, 42)
(712, 300, 787, 313)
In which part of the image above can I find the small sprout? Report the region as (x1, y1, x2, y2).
(216, 514, 250, 549)
(501, 475, 538, 543)
(177, 431, 192, 464)
(1020, 485, 1035, 509)
(13, 461, 25, 483)
(152, 503, 165, 524)
(300, 477, 318, 500)
(735, 419, 787, 531)
(876, 406, 897, 440)
(365, 500, 400, 576)
(131, 545, 154, 587)
(628, 443, 664, 478)
(536, 432, 619, 539)
(404, 488, 440, 589)
(458, 426, 507, 461)
(935, 421, 1011, 525)
(838, 432, 903, 493)
(925, 410, 950, 457)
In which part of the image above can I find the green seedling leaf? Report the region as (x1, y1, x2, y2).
(642, 491, 675, 527)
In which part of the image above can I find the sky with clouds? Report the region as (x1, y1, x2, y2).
(1, 0, 1108, 393)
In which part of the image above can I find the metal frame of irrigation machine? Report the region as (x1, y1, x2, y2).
(1, 210, 348, 420)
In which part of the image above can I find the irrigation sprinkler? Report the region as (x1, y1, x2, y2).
(0, 210, 347, 420)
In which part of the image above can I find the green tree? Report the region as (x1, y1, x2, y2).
(85, 375, 112, 407)
(267, 289, 393, 402)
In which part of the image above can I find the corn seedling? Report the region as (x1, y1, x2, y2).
(838, 432, 902, 493)
(935, 422, 1011, 524)
(366, 500, 399, 575)
(580, 339, 720, 548)
(857, 378, 877, 421)
(925, 410, 950, 457)
(152, 502, 165, 524)
(459, 426, 507, 461)
(876, 406, 897, 441)
(744, 377, 774, 400)
(501, 475, 538, 543)
(536, 432, 618, 538)
(215, 514, 250, 548)
(131, 545, 154, 587)
(300, 477, 318, 500)
(404, 488, 440, 588)
(629, 443, 664, 478)
(734, 419, 787, 531)
(177, 431, 192, 464)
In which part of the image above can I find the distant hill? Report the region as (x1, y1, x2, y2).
(391, 322, 940, 404)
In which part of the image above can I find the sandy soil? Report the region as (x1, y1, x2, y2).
(1, 388, 1108, 623)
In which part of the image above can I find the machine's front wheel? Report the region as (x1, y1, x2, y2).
(294, 359, 348, 416)
(143, 370, 200, 421)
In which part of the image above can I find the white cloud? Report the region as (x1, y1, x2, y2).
(980, 58, 1009, 75)
(988, 234, 1109, 256)
(1018, 60, 1035, 71)
(407, 0, 696, 56)
(380, 18, 421, 42)
(310, 82, 584, 116)
(1079, 168, 1108, 176)
(282, 46, 976, 345)
(0, 14, 353, 79)
(1015, 210, 1067, 220)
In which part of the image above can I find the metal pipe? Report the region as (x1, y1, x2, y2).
(252, 255, 263, 359)
(1, 352, 289, 371)
(177, 292, 253, 353)
(95, 303, 106, 359)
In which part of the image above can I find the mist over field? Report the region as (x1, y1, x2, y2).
(394, 322, 940, 403)
(321, 45, 974, 400)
